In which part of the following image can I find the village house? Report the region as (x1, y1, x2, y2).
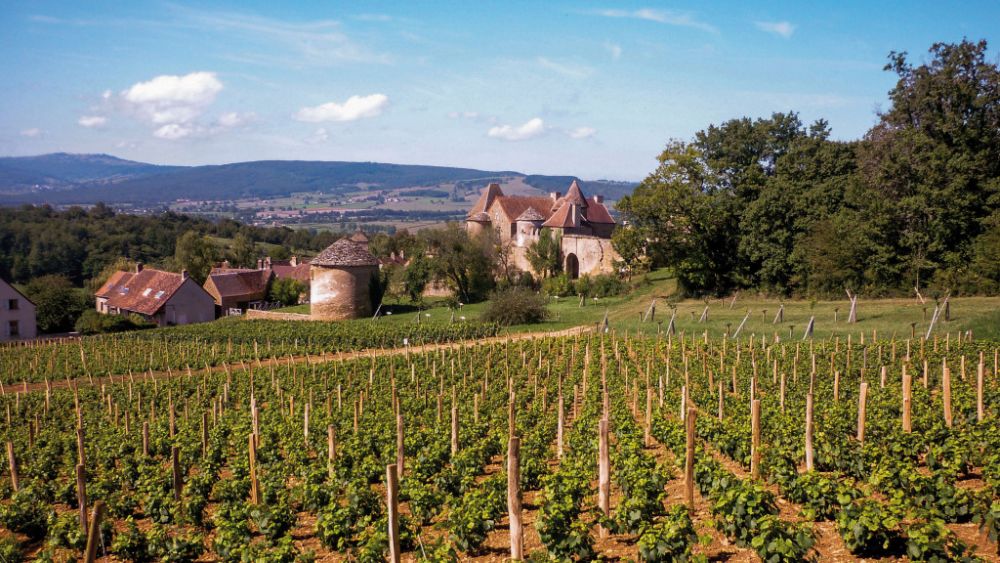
(203, 267, 274, 316)
(95, 264, 215, 327)
(0, 277, 37, 341)
(466, 180, 618, 278)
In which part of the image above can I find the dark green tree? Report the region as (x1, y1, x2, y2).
(526, 229, 562, 279)
(173, 230, 218, 283)
(23, 275, 88, 333)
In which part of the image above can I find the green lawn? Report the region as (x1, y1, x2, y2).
(272, 269, 1000, 341)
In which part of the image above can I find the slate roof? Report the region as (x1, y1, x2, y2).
(95, 268, 190, 316)
(515, 207, 547, 222)
(311, 238, 379, 267)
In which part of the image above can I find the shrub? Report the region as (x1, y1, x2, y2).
(75, 310, 156, 335)
(540, 274, 574, 297)
(481, 287, 550, 326)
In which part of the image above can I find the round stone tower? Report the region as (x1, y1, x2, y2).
(310, 238, 380, 320)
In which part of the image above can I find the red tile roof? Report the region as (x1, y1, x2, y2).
(496, 196, 557, 223)
(542, 202, 578, 228)
(270, 263, 311, 283)
(96, 268, 190, 316)
(205, 269, 272, 303)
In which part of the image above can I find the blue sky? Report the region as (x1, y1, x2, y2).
(2, 1, 997, 180)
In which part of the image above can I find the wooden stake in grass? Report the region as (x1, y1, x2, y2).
(685, 406, 696, 509)
(386, 464, 401, 563)
(857, 382, 868, 443)
(508, 436, 523, 561)
(750, 399, 761, 479)
(82, 501, 106, 563)
(805, 393, 814, 472)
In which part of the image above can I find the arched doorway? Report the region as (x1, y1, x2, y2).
(565, 253, 579, 279)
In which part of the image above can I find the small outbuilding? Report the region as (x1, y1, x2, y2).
(310, 238, 380, 320)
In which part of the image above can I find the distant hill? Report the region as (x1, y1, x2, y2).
(0, 153, 636, 205)
(0, 153, 183, 193)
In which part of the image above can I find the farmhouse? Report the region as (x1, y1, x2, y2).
(95, 264, 215, 327)
(310, 238, 380, 321)
(466, 180, 619, 278)
(203, 267, 274, 316)
(0, 278, 36, 341)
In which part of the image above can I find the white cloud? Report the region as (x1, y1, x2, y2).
(593, 8, 717, 33)
(306, 128, 330, 144)
(78, 115, 107, 128)
(153, 123, 195, 140)
(755, 21, 796, 38)
(604, 42, 623, 60)
(487, 118, 545, 141)
(216, 111, 256, 128)
(569, 126, 597, 139)
(448, 111, 480, 120)
(294, 94, 389, 122)
(354, 13, 392, 22)
(537, 57, 593, 79)
(19, 128, 42, 138)
(121, 71, 223, 125)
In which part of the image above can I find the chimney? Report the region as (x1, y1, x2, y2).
(135, 262, 144, 273)
(593, 194, 604, 204)
(181, 269, 189, 280)
(290, 256, 298, 267)
(256, 258, 263, 270)
(265, 256, 272, 269)
(550, 191, 562, 202)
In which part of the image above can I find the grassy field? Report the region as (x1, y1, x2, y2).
(277, 268, 1000, 340)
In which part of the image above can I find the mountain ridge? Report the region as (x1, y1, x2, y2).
(0, 153, 636, 205)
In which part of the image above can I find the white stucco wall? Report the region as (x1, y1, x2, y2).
(0, 281, 37, 341)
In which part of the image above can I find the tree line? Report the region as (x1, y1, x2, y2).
(0, 203, 340, 287)
(614, 39, 1000, 297)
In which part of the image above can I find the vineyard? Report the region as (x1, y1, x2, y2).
(0, 325, 999, 561)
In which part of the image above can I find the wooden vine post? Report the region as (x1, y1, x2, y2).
(685, 406, 696, 509)
(82, 501, 106, 563)
(6, 442, 18, 492)
(978, 360, 985, 423)
(750, 399, 761, 479)
(598, 418, 610, 533)
(943, 366, 953, 428)
(171, 446, 182, 501)
(142, 422, 149, 457)
(644, 387, 653, 448)
(76, 464, 87, 533)
(902, 365, 912, 433)
(327, 425, 336, 477)
(248, 433, 260, 505)
(556, 393, 564, 459)
(857, 382, 868, 443)
(508, 436, 523, 561)
(451, 400, 459, 455)
(396, 413, 405, 478)
(386, 464, 401, 563)
(805, 393, 814, 471)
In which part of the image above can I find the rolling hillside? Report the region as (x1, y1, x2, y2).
(0, 153, 636, 205)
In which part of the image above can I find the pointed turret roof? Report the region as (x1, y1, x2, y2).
(557, 179, 589, 209)
(515, 207, 546, 222)
(466, 182, 504, 218)
(312, 238, 379, 267)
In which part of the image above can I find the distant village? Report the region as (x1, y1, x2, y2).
(1, 179, 618, 339)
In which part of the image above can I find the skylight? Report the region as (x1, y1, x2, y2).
(142, 288, 153, 297)
(154, 290, 165, 299)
